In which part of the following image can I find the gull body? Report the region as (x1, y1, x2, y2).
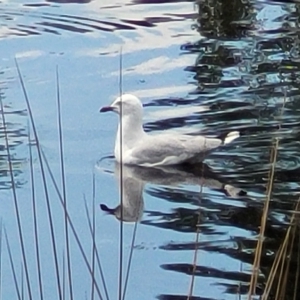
(100, 94, 239, 167)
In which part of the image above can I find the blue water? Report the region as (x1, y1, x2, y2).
(1, 0, 300, 299)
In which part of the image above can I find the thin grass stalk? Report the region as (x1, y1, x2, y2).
(274, 242, 288, 299)
(259, 90, 289, 299)
(90, 173, 96, 300)
(272, 148, 298, 298)
(280, 200, 300, 299)
(262, 200, 300, 299)
(15, 58, 62, 300)
(0, 218, 2, 300)
(83, 195, 110, 300)
(95, 251, 109, 300)
(21, 264, 24, 300)
(63, 251, 65, 300)
(0, 91, 32, 300)
(263, 232, 288, 299)
(118, 48, 124, 300)
(83, 193, 109, 300)
(28, 123, 44, 300)
(274, 214, 296, 299)
(238, 262, 242, 300)
(262, 242, 284, 299)
(41, 149, 104, 300)
(293, 224, 300, 300)
(56, 66, 73, 300)
(4, 227, 21, 300)
(92, 174, 97, 299)
(187, 157, 206, 299)
(187, 189, 203, 300)
(278, 217, 297, 299)
(83, 196, 96, 299)
(248, 138, 279, 298)
(248, 85, 286, 300)
(122, 221, 138, 300)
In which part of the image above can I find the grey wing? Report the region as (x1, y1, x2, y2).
(176, 135, 222, 163)
(188, 135, 222, 152)
(129, 135, 192, 166)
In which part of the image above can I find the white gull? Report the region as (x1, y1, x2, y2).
(100, 94, 239, 167)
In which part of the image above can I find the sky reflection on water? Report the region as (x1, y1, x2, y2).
(0, 0, 300, 299)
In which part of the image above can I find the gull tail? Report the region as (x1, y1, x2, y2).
(223, 131, 240, 145)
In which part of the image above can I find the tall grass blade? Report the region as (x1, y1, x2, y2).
(95, 249, 109, 300)
(56, 66, 73, 300)
(187, 199, 202, 298)
(28, 122, 44, 300)
(21, 264, 24, 300)
(41, 149, 104, 300)
(83, 195, 96, 299)
(293, 227, 300, 300)
(62, 251, 65, 300)
(83, 194, 109, 300)
(122, 221, 138, 300)
(248, 138, 278, 297)
(249, 88, 287, 298)
(0, 90, 32, 300)
(262, 243, 284, 299)
(4, 227, 21, 300)
(262, 184, 300, 299)
(90, 173, 96, 300)
(14, 58, 63, 300)
(278, 220, 296, 299)
(274, 241, 287, 299)
(0, 218, 2, 300)
(187, 157, 206, 299)
(118, 47, 124, 300)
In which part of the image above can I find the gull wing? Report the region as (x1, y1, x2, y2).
(128, 134, 222, 166)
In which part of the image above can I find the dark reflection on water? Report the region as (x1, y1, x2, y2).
(92, 0, 300, 297)
(137, 0, 300, 298)
(2, 0, 300, 298)
(161, 263, 264, 291)
(0, 88, 27, 190)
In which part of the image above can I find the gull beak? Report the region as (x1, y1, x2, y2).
(99, 106, 114, 113)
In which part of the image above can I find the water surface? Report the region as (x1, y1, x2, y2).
(0, 0, 300, 299)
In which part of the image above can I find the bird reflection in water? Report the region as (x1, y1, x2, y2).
(100, 163, 246, 222)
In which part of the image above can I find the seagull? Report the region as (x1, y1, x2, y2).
(100, 94, 239, 167)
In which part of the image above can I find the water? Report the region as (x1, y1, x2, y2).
(0, 0, 300, 299)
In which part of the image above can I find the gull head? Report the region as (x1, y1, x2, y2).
(100, 94, 143, 117)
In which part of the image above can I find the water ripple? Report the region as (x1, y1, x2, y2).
(0, 3, 192, 38)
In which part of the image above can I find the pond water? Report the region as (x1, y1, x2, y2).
(1, 0, 300, 299)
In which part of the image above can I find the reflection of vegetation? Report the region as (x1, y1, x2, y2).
(182, 0, 254, 89)
(2, 0, 300, 299)
(147, 0, 300, 299)
(145, 178, 300, 298)
(196, 0, 253, 38)
(248, 97, 300, 299)
(0, 89, 27, 190)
